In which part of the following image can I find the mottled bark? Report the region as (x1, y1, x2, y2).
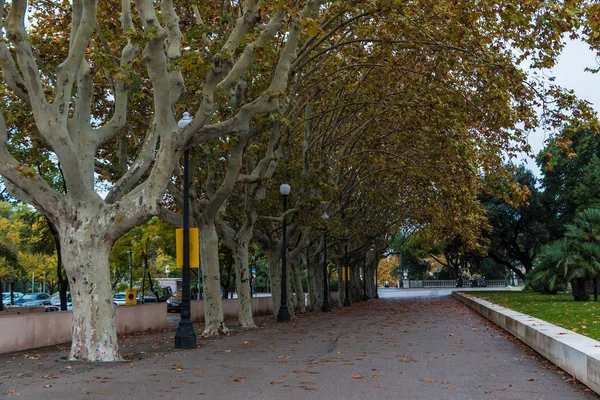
(200, 220, 228, 335)
(307, 248, 324, 311)
(232, 244, 256, 328)
(267, 247, 292, 318)
(290, 257, 305, 313)
(61, 233, 118, 361)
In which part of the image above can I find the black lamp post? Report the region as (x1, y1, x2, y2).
(375, 261, 379, 299)
(277, 183, 291, 322)
(321, 215, 331, 312)
(343, 241, 351, 307)
(362, 253, 368, 301)
(175, 112, 197, 349)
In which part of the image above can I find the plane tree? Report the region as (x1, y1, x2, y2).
(0, 0, 325, 361)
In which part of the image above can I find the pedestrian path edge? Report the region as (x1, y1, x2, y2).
(453, 291, 600, 395)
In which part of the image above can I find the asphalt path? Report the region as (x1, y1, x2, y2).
(1, 289, 598, 399)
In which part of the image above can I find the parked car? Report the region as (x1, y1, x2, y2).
(167, 293, 181, 313)
(2, 292, 24, 306)
(113, 292, 128, 306)
(50, 292, 72, 310)
(14, 293, 52, 306)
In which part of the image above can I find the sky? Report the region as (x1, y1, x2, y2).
(519, 39, 600, 177)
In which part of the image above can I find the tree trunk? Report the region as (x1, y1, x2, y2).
(291, 258, 305, 313)
(200, 220, 228, 335)
(336, 260, 344, 307)
(267, 248, 282, 317)
(61, 235, 120, 361)
(307, 250, 323, 312)
(571, 278, 591, 302)
(47, 216, 69, 311)
(232, 243, 256, 328)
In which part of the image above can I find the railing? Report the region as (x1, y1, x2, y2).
(421, 280, 456, 288)
(403, 279, 521, 288)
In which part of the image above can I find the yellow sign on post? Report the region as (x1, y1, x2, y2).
(341, 266, 351, 281)
(176, 228, 200, 268)
(125, 289, 137, 306)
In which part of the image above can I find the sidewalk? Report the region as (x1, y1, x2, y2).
(0, 296, 597, 399)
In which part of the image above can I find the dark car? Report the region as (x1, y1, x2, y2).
(167, 295, 181, 313)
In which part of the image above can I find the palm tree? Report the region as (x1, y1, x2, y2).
(529, 239, 571, 295)
(565, 208, 600, 300)
(532, 208, 600, 301)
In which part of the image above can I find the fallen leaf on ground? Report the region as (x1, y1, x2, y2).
(233, 378, 245, 382)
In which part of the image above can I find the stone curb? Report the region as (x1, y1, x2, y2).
(453, 291, 600, 395)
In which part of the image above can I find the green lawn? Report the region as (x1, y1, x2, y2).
(468, 291, 600, 341)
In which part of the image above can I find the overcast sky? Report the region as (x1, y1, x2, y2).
(520, 39, 600, 177)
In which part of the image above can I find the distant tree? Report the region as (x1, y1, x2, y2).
(377, 255, 401, 287)
(481, 165, 549, 279)
(537, 130, 600, 239)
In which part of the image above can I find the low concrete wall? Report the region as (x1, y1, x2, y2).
(116, 302, 166, 333)
(453, 292, 600, 395)
(191, 296, 276, 322)
(0, 303, 167, 355)
(0, 308, 72, 354)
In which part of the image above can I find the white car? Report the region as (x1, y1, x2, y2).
(14, 293, 51, 306)
(2, 292, 24, 306)
(50, 292, 72, 310)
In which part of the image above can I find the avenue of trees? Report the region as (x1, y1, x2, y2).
(380, 128, 600, 303)
(1, 0, 600, 361)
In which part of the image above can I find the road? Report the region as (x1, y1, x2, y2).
(1, 288, 597, 399)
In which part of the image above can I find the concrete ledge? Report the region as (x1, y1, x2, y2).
(191, 296, 288, 322)
(0, 303, 167, 355)
(116, 302, 166, 332)
(453, 291, 600, 395)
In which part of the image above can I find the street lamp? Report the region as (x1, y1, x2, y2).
(175, 111, 197, 349)
(277, 183, 291, 323)
(343, 240, 351, 307)
(321, 212, 331, 312)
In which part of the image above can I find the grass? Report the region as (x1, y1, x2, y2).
(468, 291, 600, 341)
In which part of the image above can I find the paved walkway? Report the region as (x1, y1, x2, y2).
(1, 291, 598, 399)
